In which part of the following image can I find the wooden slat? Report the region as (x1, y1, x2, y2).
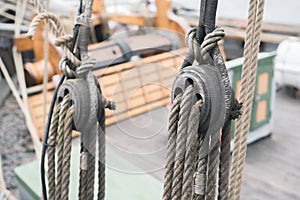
(108, 14, 146, 26)
(187, 17, 296, 44)
(217, 17, 300, 36)
(222, 26, 292, 44)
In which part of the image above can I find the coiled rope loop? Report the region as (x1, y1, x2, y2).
(27, 0, 81, 72)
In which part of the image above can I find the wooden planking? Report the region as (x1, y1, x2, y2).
(222, 26, 291, 44)
(217, 17, 300, 36)
(28, 49, 186, 138)
(240, 90, 300, 199)
(108, 14, 147, 26)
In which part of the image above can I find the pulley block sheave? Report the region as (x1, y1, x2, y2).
(172, 65, 226, 138)
(57, 75, 103, 132)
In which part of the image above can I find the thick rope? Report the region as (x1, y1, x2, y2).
(79, 144, 88, 200)
(86, 139, 96, 200)
(55, 94, 70, 200)
(229, 0, 265, 199)
(26, 12, 81, 67)
(170, 85, 194, 200)
(28, 0, 81, 76)
(98, 111, 106, 200)
(205, 141, 220, 200)
(61, 105, 75, 200)
(163, 94, 182, 200)
(47, 102, 61, 199)
(163, 21, 233, 200)
(194, 151, 208, 199)
(163, 85, 208, 200)
(35, 1, 107, 199)
(47, 94, 74, 200)
(182, 100, 203, 200)
(218, 121, 231, 200)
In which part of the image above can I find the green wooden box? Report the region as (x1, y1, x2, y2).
(227, 52, 276, 142)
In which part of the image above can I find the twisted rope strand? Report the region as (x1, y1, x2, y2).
(61, 105, 74, 200)
(233, 1, 265, 198)
(229, 0, 265, 199)
(47, 102, 61, 199)
(163, 94, 182, 200)
(229, 1, 258, 186)
(79, 144, 88, 200)
(55, 94, 70, 200)
(28, 0, 81, 68)
(170, 85, 194, 200)
(229, 0, 258, 193)
(205, 142, 220, 200)
(182, 100, 203, 200)
(98, 113, 106, 200)
(26, 12, 81, 67)
(86, 153, 96, 200)
(218, 121, 232, 200)
(194, 141, 208, 200)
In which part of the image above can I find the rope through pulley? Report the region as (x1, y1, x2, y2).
(162, 0, 242, 199)
(28, 0, 115, 199)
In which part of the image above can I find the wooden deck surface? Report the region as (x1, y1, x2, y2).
(106, 88, 300, 199)
(240, 89, 300, 200)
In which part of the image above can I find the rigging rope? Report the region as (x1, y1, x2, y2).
(28, 1, 112, 200)
(47, 93, 74, 200)
(27, 0, 81, 67)
(162, 26, 240, 199)
(162, 0, 243, 199)
(229, 0, 265, 199)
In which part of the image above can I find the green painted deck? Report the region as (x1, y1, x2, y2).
(14, 144, 163, 200)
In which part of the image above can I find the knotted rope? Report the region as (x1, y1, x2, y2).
(229, 0, 265, 199)
(27, 0, 81, 69)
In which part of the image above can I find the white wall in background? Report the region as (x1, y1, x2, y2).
(173, 0, 300, 25)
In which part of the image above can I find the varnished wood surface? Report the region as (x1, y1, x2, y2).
(106, 88, 300, 199)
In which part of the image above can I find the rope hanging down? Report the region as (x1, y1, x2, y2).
(27, 0, 115, 200)
(162, 0, 241, 199)
(229, 0, 265, 199)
